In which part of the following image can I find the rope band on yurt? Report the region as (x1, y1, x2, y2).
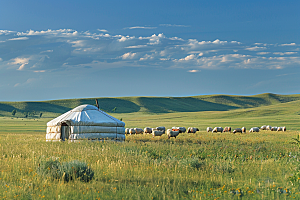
(98, 109, 120, 139)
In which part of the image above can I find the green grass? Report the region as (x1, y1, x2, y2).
(1, 93, 300, 199)
(1, 130, 300, 199)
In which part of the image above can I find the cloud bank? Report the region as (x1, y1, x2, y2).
(0, 28, 299, 73)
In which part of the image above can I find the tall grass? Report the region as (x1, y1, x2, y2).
(1, 131, 300, 199)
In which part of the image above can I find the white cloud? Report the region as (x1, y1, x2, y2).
(273, 52, 297, 55)
(182, 39, 240, 52)
(139, 54, 154, 61)
(179, 54, 196, 61)
(12, 57, 30, 65)
(245, 46, 267, 51)
(285, 52, 298, 55)
(125, 26, 157, 30)
(34, 70, 46, 73)
(125, 45, 147, 48)
(97, 29, 108, 32)
(231, 54, 248, 58)
(231, 41, 241, 44)
(257, 52, 270, 55)
(159, 24, 190, 27)
(0, 30, 15, 35)
(10, 57, 31, 71)
(212, 39, 227, 44)
(122, 52, 136, 59)
(118, 36, 135, 42)
(70, 40, 86, 47)
(221, 56, 229, 62)
(145, 33, 165, 45)
(244, 59, 251, 64)
(8, 37, 29, 41)
(188, 70, 199, 73)
(280, 43, 296, 46)
(269, 57, 286, 60)
(160, 58, 170, 61)
(169, 36, 184, 41)
(18, 63, 27, 70)
(254, 43, 267, 46)
(17, 29, 79, 37)
(40, 50, 53, 53)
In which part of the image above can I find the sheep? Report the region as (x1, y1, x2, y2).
(134, 128, 144, 134)
(144, 127, 152, 134)
(167, 129, 180, 139)
(129, 128, 136, 135)
(233, 128, 242, 134)
(260, 125, 267, 130)
(207, 127, 213, 132)
(156, 126, 166, 133)
(172, 127, 186, 133)
(223, 127, 231, 132)
(125, 128, 130, 134)
(266, 125, 272, 131)
(212, 127, 223, 133)
(271, 127, 278, 131)
(152, 129, 164, 137)
(242, 127, 246, 133)
(249, 127, 260, 133)
(187, 127, 199, 133)
(277, 126, 286, 132)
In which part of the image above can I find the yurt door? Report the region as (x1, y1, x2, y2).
(61, 123, 70, 141)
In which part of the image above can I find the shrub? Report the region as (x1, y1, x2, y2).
(37, 159, 94, 182)
(62, 160, 94, 182)
(179, 158, 205, 170)
(37, 159, 63, 180)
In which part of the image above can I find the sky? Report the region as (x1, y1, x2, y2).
(1, 0, 300, 101)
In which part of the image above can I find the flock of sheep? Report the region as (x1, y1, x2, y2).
(125, 124, 287, 139)
(207, 125, 287, 133)
(125, 127, 199, 139)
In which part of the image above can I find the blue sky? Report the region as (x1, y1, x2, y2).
(1, 0, 300, 101)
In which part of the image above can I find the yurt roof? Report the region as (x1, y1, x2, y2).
(47, 104, 125, 127)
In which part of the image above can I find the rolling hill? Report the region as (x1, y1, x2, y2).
(1, 93, 300, 118)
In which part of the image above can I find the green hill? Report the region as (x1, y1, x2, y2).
(1, 93, 300, 118)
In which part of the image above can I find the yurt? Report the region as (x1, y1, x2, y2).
(46, 104, 125, 141)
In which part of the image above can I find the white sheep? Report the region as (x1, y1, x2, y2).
(249, 127, 260, 133)
(167, 129, 180, 139)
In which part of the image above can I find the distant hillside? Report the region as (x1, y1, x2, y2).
(1, 93, 300, 118)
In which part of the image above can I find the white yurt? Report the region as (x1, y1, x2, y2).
(46, 104, 125, 141)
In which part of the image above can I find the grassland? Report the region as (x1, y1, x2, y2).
(1, 93, 300, 118)
(1, 94, 300, 199)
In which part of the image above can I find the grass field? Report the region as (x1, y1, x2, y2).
(1, 94, 300, 199)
